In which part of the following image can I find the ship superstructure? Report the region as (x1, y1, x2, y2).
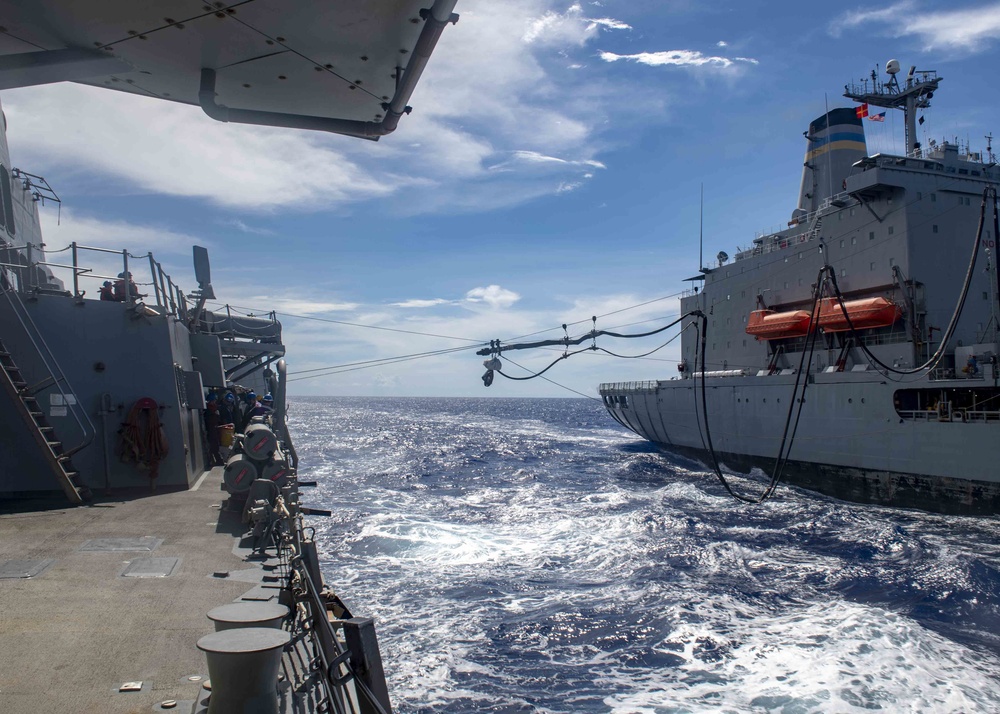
(0, 2, 459, 712)
(601, 61, 1000, 512)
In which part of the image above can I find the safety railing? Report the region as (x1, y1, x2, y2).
(0, 280, 96, 457)
(1, 241, 191, 320)
(599, 381, 659, 393)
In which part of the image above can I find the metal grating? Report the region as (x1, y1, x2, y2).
(79, 537, 162, 552)
(0, 559, 55, 579)
(121, 557, 180, 578)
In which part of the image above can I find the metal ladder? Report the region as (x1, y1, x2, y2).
(0, 339, 90, 504)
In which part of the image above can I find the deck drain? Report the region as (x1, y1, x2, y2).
(80, 537, 163, 552)
(0, 559, 55, 579)
(121, 557, 180, 578)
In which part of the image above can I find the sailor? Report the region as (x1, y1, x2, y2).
(204, 393, 224, 466)
(238, 391, 257, 431)
(99, 280, 118, 301)
(244, 394, 273, 426)
(114, 272, 138, 301)
(219, 391, 236, 425)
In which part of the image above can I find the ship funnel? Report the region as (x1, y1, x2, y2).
(792, 108, 867, 221)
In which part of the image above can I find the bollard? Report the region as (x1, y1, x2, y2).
(207, 602, 289, 632)
(197, 627, 289, 714)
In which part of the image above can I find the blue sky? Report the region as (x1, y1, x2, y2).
(4, 0, 1000, 397)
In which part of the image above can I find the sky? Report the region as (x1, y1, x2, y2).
(4, 0, 1000, 397)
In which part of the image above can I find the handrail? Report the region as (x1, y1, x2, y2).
(0, 282, 96, 457)
(4, 241, 192, 320)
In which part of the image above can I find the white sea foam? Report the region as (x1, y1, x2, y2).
(296, 397, 1000, 713)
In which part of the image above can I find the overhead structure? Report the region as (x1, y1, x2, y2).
(0, 0, 459, 139)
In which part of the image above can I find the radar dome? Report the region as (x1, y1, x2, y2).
(886, 59, 900, 75)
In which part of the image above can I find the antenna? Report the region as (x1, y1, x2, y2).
(988, 133, 996, 164)
(699, 183, 704, 271)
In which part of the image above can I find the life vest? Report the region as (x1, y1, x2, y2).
(118, 397, 169, 482)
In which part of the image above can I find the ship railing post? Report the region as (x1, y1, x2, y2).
(158, 265, 173, 316)
(71, 242, 80, 299)
(147, 253, 162, 310)
(122, 250, 132, 307)
(24, 241, 33, 293)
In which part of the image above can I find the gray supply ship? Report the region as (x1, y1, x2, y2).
(0, 2, 459, 712)
(600, 61, 1000, 513)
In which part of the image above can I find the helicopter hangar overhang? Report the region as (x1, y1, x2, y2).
(0, 0, 459, 139)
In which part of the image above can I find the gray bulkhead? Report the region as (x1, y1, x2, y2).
(0, 98, 220, 497)
(0, 294, 214, 495)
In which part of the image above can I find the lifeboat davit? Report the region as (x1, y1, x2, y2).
(817, 297, 901, 333)
(745, 309, 814, 340)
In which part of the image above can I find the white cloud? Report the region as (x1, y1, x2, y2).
(522, 3, 630, 46)
(4, 84, 393, 210)
(717, 40, 728, 47)
(600, 50, 758, 69)
(831, 2, 916, 36)
(464, 285, 521, 309)
(391, 298, 453, 308)
(831, 2, 1000, 52)
(254, 297, 359, 315)
(218, 218, 275, 236)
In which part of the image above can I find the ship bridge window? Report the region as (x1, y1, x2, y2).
(933, 225, 939, 234)
(973, 170, 981, 176)
(888, 226, 894, 235)
(917, 192, 922, 200)
(931, 193, 937, 202)
(851, 236, 857, 245)
(959, 168, 969, 175)
(869, 230, 875, 240)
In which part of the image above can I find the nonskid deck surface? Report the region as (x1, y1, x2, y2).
(0, 468, 269, 714)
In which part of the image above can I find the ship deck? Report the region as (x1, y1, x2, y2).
(0, 467, 272, 713)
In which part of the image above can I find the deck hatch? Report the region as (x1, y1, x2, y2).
(0, 558, 55, 579)
(121, 557, 180, 578)
(79, 537, 163, 552)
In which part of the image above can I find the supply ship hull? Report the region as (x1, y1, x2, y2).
(601, 67, 1000, 513)
(601, 374, 1000, 513)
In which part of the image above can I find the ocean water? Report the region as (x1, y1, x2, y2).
(292, 397, 1000, 713)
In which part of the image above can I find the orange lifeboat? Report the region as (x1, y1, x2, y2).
(745, 309, 814, 340)
(817, 297, 901, 333)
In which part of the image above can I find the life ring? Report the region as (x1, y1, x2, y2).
(951, 410, 966, 423)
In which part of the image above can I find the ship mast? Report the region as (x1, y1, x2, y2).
(844, 60, 942, 156)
